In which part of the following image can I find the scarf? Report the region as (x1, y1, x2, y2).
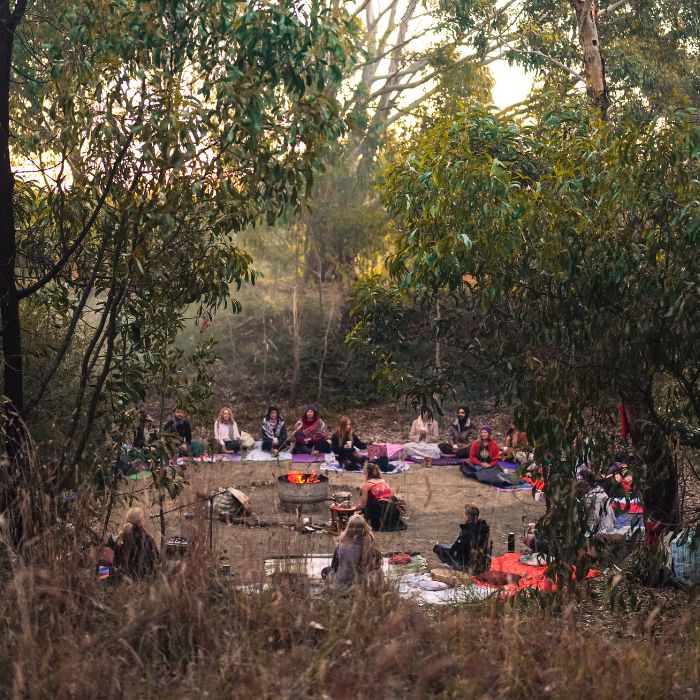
(296, 414, 326, 438)
(262, 416, 284, 438)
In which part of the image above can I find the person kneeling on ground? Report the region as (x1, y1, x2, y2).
(322, 513, 383, 591)
(261, 405, 288, 456)
(439, 405, 476, 458)
(468, 426, 500, 467)
(356, 462, 406, 531)
(433, 503, 491, 573)
(292, 404, 332, 454)
(214, 407, 242, 453)
(331, 415, 368, 471)
(114, 507, 159, 579)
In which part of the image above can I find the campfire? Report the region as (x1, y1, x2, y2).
(286, 471, 322, 485)
(276, 472, 330, 505)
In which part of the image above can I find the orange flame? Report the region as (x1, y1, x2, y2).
(287, 471, 322, 485)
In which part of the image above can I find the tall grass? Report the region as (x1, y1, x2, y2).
(1, 535, 698, 700)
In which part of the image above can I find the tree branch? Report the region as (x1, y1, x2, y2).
(17, 133, 133, 300)
(508, 48, 586, 84)
(596, 0, 631, 19)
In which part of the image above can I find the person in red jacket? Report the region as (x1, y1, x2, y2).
(468, 426, 500, 467)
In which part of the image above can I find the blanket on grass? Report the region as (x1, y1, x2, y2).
(474, 553, 600, 596)
(460, 462, 529, 490)
(320, 460, 411, 474)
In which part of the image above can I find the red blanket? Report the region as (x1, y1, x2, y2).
(474, 553, 600, 596)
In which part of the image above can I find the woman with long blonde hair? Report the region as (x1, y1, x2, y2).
(323, 513, 382, 589)
(214, 406, 241, 453)
(331, 415, 367, 471)
(114, 507, 159, 579)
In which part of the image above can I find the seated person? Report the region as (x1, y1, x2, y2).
(468, 426, 500, 468)
(261, 405, 288, 456)
(356, 462, 406, 531)
(602, 461, 633, 496)
(164, 406, 193, 455)
(522, 522, 551, 555)
(404, 409, 443, 461)
(504, 420, 529, 451)
(292, 404, 331, 454)
(408, 409, 440, 443)
(331, 416, 367, 471)
(214, 407, 242, 453)
(433, 503, 491, 574)
(113, 507, 159, 579)
(322, 513, 383, 591)
(439, 406, 476, 457)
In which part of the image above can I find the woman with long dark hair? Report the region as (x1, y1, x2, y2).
(331, 415, 367, 471)
(261, 405, 288, 456)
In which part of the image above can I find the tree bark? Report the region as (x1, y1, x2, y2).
(623, 384, 678, 527)
(0, 1, 28, 548)
(290, 235, 301, 404)
(572, 0, 610, 115)
(0, 3, 23, 420)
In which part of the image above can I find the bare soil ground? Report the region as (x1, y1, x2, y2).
(117, 403, 545, 580)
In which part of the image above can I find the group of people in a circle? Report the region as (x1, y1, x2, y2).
(148, 403, 528, 470)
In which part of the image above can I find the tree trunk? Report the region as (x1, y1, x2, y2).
(573, 0, 609, 116)
(0, 5, 23, 421)
(0, 2, 28, 548)
(290, 235, 301, 404)
(623, 385, 678, 527)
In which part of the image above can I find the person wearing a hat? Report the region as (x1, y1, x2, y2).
(433, 503, 491, 573)
(291, 404, 331, 454)
(467, 426, 500, 467)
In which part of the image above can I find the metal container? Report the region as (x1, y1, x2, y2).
(276, 474, 330, 505)
(507, 532, 515, 553)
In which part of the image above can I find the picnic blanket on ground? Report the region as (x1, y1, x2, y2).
(460, 462, 529, 491)
(245, 447, 293, 461)
(418, 456, 463, 466)
(320, 460, 411, 474)
(474, 553, 600, 596)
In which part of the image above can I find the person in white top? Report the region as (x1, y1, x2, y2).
(214, 407, 241, 453)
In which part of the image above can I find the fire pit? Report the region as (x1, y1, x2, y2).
(277, 471, 330, 505)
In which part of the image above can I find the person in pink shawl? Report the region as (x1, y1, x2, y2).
(291, 404, 332, 454)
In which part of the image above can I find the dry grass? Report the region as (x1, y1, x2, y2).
(1, 538, 699, 700)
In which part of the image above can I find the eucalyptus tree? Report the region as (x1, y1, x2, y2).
(351, 102, 700, 529)
(0, 0, 355, 544)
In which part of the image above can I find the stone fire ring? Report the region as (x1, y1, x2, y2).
(276, 474, 330, 505)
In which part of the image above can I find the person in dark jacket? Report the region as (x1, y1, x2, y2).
(439, 406, 476, 457)
(164, 407, 192, 454)
(114, 507, 159, 579)
(261, 405, 288, 455)
(433, 503, 491, 573)
(331, 415, 368, 471)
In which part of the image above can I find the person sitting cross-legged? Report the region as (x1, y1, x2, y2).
(439, 405, 476, 458)
(467, 426, 500, 468)
(261, 405, 288, 456)
(214, 407, 242, 453)
(291, 404, 331, 454)
(433, 503, 491, 574)
(331, 415, 368, 471)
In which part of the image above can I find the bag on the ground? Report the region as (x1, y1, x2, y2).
(240, 431, 255, 450)
(671, 528, 700, 586)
